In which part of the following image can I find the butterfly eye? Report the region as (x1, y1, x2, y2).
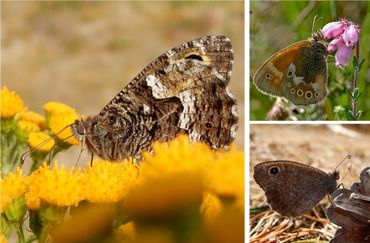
(269, 166, 280, 175)
(297, 89, 303, 96)
(205, 122, 212, 128)
(266, 73, 273, 80)
(305, 91, 313, 98)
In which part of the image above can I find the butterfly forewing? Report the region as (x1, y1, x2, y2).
(76, 36, 238, 161)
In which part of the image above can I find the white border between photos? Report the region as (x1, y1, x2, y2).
(244, 1, 250, 243)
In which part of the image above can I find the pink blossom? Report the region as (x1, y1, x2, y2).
(342, 24, 359, 48)
(321, 21, 345, 39)
(335, 39, 352, 67)
(321, 19, 360, 66)
(327, 37, 342, 53)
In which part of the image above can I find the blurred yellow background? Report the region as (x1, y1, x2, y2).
(2, 1, 244, 151)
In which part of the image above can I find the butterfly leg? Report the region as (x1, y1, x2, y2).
(90, 154, 94, 167)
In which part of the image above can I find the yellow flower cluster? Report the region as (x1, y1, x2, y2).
(1, 135, 243, 215)
(18, 160, 137, 210)
(0, 168, 27, 213)
(0, 86, 25, 118)
(43, 102, 79, 145)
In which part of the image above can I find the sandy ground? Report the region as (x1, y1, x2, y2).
(250, 124, 370, 207)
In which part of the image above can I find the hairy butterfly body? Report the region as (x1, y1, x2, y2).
(71, 35, 238, 161)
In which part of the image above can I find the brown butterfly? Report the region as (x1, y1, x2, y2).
(253, 34, 329, 105)
(253, 160, 339, 217)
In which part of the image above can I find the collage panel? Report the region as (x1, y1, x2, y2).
(250, 124, 370, 242)
(250, 1, 370, 121)
(1, 2, 244, 243)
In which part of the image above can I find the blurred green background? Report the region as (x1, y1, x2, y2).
(250, 1, 370, 120)
(1, 2, 244, 152)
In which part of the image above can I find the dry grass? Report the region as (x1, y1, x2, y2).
(250, 207, 337, 243)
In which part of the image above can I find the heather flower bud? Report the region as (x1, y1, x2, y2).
(342, 24, 359, 48)
(327, 37, 342, 53)
(321, 21, 345, 39)
(335, 41, 352, 67)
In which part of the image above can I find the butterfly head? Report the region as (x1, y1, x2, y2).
(71, 119, 87, 142)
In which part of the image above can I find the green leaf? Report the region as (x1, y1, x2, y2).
(358, 58, 366, 70)
(345, 88, 354, 99)
(353, 88, 363, 101)
(352, 55, 359, 67)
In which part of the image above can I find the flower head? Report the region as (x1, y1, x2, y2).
(25, 162, 84, 210)
(83, 160, 138, 203)
(1, 87, 25, 118)
(43, 102, 79, 145)
(321, 19, 360, 67)
(19, 110, 46, 130)
(28, 132, 55, 153)
(1, 168, 27, 213)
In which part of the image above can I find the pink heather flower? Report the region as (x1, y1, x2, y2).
(335, 38, 352, 67)
(321, 19, 360, 67)
(321, 21, 345, 39)
(327, 37, 342, 53)
(342, 24, 359, 48)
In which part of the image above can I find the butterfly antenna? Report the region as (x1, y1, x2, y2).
(312, 15, 323, 35)
(21, 124, 73, 165)
(334, 154, 352, 171)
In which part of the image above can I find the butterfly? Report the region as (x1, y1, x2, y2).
(253, 34, 329, 105)
(71, 36, 238, 161)
(253, 160, 339, 217)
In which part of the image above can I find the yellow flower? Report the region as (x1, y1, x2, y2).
(0, 234, 7, 243)
(117, 221, 136, 240)
(200, 192, 223, 223)
(0, 86, 24, 118)
(140, 134, 213, 181)
(25, 162, 84, 210)
(83, 160, 138, 203)
(43, 101, 79, 145)
(49, 204, 115, 243)
(125, 173, 203, 218)
(19, 110, 46, 130)
(1, 168, 27, 213)
(28, 132, 55, 153)
(204, 147, 244, 207)
(17, 120, 40, 134)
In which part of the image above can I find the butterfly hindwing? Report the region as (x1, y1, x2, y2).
(253, 160, 338, 217)
(253, 39, 328, 105)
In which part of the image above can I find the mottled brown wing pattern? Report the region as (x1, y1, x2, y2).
(72, 36, 237, 161)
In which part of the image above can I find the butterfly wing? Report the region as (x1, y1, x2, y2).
(253, 40, 328, 105)
(253, 160, 337, 217)
(93, 36, 237, 160)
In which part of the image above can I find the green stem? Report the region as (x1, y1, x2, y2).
(351, 41, 361, 120)
(16, 223, 26, 243)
